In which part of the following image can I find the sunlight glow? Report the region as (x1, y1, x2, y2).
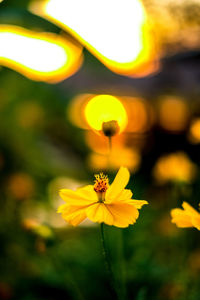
(84, 95, 128, 133)
(30, 0, 158, 77)
(0, 25, 83, 82)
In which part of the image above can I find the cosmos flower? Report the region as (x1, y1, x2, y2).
(58, 167, 148, 228)
(171, 202, 200, 230)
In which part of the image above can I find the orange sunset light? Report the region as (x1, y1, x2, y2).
(0, 25, 83, 82)
(29, 0, 158, 77)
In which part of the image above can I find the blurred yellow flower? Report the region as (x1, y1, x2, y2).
(58, 167, 148, 228)
(171, 202, 200, 230)
(153, 152, 197, 184)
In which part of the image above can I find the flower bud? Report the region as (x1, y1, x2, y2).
(102, 120, 120, 137)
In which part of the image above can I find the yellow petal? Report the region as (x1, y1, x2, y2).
(59, 185, 97, 206)
(106, 203, 139, 228)
(105, 189, 132, 204)
(171, 208, 193, 228)
(76, 185, 98, 200)
(174, 220, 193, 228)
(128, 200, 148, 209)
(105, 167, 130, 202)
(182, 201, 200, 217)
(57, 203, 68, 213)
(108, 191, 148, 209)
(171, 208, 183, 218)
(191, 216, 200, 230)
(86, 203, 114, 225)
(61, 205, 87, 226)
(67, 212, 87, 226)
(172, 218, 193, 228)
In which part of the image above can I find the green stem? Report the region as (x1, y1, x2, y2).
(118, 229, 127, 300)
(100, 223, 118, 299)
(108, 136, 112, 154)
(107, 136, 112, 171)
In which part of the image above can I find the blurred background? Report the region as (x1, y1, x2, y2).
(1, 0, 200, 299)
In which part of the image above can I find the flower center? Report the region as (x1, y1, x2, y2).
(93, 173, 109, 202)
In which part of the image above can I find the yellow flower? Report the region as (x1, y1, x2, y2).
(171, 202, 200, 230)
(153, 152, 197, 184)
(58, 167, 148, 228)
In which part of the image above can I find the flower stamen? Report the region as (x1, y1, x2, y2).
(94, 173, 109, 202)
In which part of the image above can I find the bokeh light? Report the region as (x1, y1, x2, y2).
(188, 118, 200, 144)
(153, 152, 197, 184)
(123, 96, 155, 133)
(22, 218, 53, 239)
(84, 94, 128, 133)
(85, 130, 126, 155)
(68, 93, 92, 129)
(0, 25, 83, 82)
(29, 0, 158, 77)
(88, 147, 141, 171)
(68, 93, 154, 135)
(157, 96, 189, 132)
(7, 172, 35, 200)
